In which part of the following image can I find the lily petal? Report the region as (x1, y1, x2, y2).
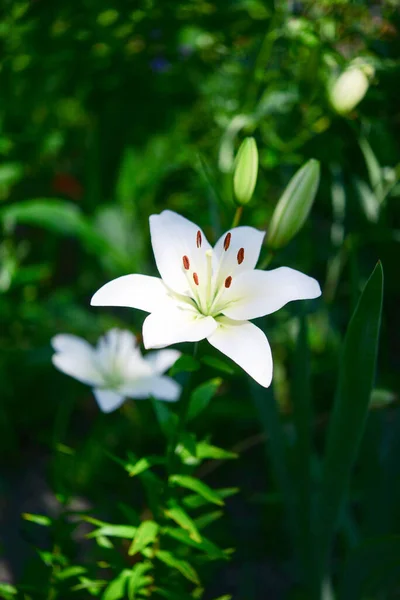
(150, 210, 211, 296)
(143, 308, 217, 349)
(91, 274, 171, 313)
(150, 376, 181, 401)
(121, 375, 181, 402)
(93, 388, 125, 413)
(52, 335, 103, 386)
(222, 267, 321, 321)
(144, 349, 182, 375)
(208, 317, 273, 387)
(213, 226, 265, 285)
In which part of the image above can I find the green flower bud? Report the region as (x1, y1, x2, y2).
(267, 159, 320, 249)
(329, 64, 373, 115)
(233, 137, 258, 205)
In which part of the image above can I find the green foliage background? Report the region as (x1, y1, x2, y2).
(0, 1, 399, 598)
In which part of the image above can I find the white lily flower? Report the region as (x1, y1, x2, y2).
(91, 211, 321, 387)
(51, 328, 182, 413)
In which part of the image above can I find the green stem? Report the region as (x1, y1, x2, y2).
(231, 206, 243, 228)
(259, 250, 274, 270)
(166, 344, 198, 478)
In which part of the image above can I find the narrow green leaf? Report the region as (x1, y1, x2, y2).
(22, 513, 51, 526)
(290, 316, 317, 594)
(250, 382, 298, 568)
(56, 566, 87, 581)
(182, 487, 238, 509)
(165, 500, 202, 543)
(155, 550, 200, 585)
(201, 355, 235, 375)
(194, 510, 224, 530)
(0, 199, 125, 266)
(154, 587, 193, 600)
(126, 456, 165, 477)
(338, 536, 400, 600)
(0, 583, 18, 599)
(163, 526, 226, 560)
(196, 441, 238, 460)
(151, 398, 179, 436)
(87, 524, 137, 540)
(187, 378, 222, 421)
(317, 262, 384, 572)
(169, 475, 224, 506)
(127, 562, 153, 600)
(129, 521, 159, 556)
(102, 570, 131, 600)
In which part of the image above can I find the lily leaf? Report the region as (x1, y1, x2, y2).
(169, 474, 224, 506)
(129, 520, 159, 556)
(187, 378, 222, 421)
(164, 500, 202, 543)
(155, 550, 200, 585)
(316, 262, 384, 573)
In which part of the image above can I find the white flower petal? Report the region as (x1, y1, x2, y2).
(52, 333, 93, 355)
(150, 376, 181, 402)
(212, 225, 265, 285)
(207, 318, 273, 388)
(52, 340, 104, 385)
(143, 308, 217, 349)
(150, 210, 212, 296)
(144, 349, 182, 375)
(121, 376, 181, 402)
(91, 274, 171, 313)
(93, 388, 125, 413)
(222, 267, 321, 321)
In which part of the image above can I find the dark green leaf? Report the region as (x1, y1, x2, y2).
(169, 354, 200, 376)
(183, 487, 238, 509)
(338, 536, 400, 600)
(163, 526, 227, 560)
(317, 262, 383, 571)
(188, 378, 222, 421)
(201, 355, 235, 375)
(155, 550, 200, 585)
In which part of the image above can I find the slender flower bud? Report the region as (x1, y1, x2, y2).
(329, 64, 373, 115)
(233, 137, 258, 205)
(267, 159, 320, 249)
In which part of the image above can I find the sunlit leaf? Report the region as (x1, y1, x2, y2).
(129, 521, 159, 556)
(164, 500, 202, 543)
(169, 475, 224, 506)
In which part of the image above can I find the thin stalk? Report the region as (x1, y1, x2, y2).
(231, 206, 243, 228)
(259, 250, 275, 270)
(166, 343, 198, 478)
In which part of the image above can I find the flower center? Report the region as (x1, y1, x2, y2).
(180, 230, 245, 317)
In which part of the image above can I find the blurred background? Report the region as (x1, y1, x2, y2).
(0, 1, 399, 598)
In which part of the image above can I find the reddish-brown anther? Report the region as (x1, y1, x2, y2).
(225, 276, 232, 288)
(182, 255, 190, 270)
(193, 272, 199, 285)
(196, 230, 202, 248)
(223, 232, 231, 251)
(237, 247, 245, 265)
